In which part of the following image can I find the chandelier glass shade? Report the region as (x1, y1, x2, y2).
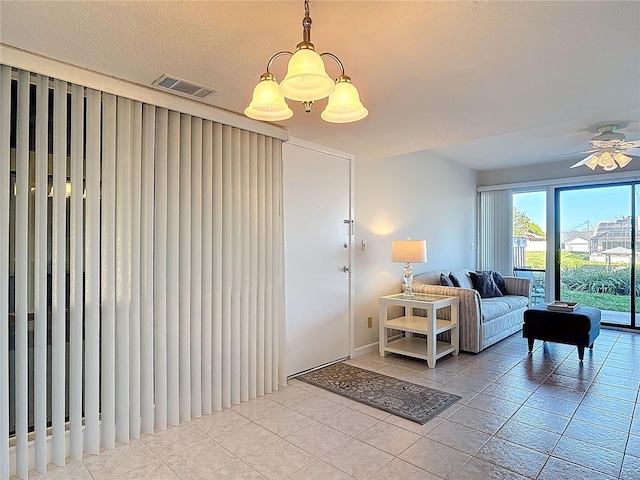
(279, 48, 335, 102)
(244, 73, 293, 121)
(321, 75, 368, 123)
(245, 0, 367, 124)
(584, 151, 632, 171)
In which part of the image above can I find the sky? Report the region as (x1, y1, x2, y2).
(513, 185, 635, 233)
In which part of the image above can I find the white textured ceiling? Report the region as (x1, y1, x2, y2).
(1, 1, 639, 171)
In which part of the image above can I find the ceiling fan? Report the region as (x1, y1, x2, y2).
(569, 125, 640, 171)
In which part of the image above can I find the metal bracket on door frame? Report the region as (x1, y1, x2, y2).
(343, 219, 354, 235)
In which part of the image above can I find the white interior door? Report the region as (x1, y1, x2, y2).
(283, 142, 351, 377)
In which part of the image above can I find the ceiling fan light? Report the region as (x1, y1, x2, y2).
(614, 152, 632, 168)
(321, 76, 368, 123)
(599, 151, 615, 170)
(585, 154, 600, 170)
(244, 75, 293, 121)
(280, 48, 335, 102)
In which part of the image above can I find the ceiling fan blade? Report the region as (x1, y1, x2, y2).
(620, 140, 640, 149)
(570, 153, 597, 169)
(621, 146, 640, 154)
(548, 148, 598, 159)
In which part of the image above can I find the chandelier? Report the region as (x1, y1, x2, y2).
(244, 0, 368, 124)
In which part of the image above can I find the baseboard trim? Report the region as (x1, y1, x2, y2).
(352, 333, 406, 358)
(352, 342, 379, 358)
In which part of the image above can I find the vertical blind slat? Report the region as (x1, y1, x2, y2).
(264, 137, 273, 393)
(15, 69, 29, 478)
(256, 138, 266, 397)
(201, 121, 213, 415)
(115, 97, 131, 443)
(179, 114, 192, 422)
(101, 92, 117, 450)
(84, 88, 101, 454)
(221, 125, 232, 408)
(140, 104, 155, 435)
(248, 133, 258, 400)
(190, 117, 203, 417)
(231, 128, 241, 404)
(129, 101, 142, 439)
(34, 74, 49, 472)
(166, 111, 180, 425)
(0, 65, 11, 478)
(212, 123, 223, 411)
(273, 141, 282, 390)
(0, 65, 10, 480)
(153, 108, 169, 431)
(69, 83, 84, 460)
(52, 78, 68, 465)
(240, 131, 250, 402)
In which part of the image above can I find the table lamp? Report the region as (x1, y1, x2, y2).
(391, 239, 427, 298)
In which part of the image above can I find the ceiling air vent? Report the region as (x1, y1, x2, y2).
(152, 74, 216, 100)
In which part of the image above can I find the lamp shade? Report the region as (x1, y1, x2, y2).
(391, 240, 427, 263)
(321, 77, 368, 123)
(279, 48, 335, 101)
(244, 76, 293, 121)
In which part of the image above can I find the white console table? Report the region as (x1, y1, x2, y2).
(379, 293, 459, 368)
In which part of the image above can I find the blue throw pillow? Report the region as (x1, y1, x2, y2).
(476, 270, 509, 295)
(440, 273, 454, 287)
(448, 273, 460, 287)
(491, 271, 508, 295)
(469, 271, 503, 298)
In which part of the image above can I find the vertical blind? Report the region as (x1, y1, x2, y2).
(0, 65, 284, 479)
(477, 189, 513, 274)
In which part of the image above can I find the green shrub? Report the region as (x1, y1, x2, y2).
(561, 266, 639, 295)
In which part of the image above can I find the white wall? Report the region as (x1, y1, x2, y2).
(353, 150, 478, 351)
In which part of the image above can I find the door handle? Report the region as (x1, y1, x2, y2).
(343, 266, 352, 273)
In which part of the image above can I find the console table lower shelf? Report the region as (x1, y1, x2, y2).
(379, 293, 460, 368)
(384, 337, 458, 361)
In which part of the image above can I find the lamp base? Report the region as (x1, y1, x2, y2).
(401, 262, 414, 298)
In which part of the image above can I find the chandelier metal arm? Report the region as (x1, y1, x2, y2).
(265, 51, 294, 75)
(319, 52, 345, 77)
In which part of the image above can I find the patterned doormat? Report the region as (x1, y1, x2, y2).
(297, 362, 461, 424)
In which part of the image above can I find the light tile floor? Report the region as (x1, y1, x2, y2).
(22, 328, 640, 479)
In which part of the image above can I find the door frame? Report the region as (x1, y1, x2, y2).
(283, 136, 356, 367)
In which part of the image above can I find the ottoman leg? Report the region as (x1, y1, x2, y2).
(577, 346, 585, 361)
(527, 338, 534, 353)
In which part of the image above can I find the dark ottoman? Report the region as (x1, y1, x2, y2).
(523, 305, 601, 360)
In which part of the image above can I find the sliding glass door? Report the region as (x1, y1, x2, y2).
(556, 184, 637, 328)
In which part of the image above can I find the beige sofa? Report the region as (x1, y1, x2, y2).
(410, 269, 531, 353)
